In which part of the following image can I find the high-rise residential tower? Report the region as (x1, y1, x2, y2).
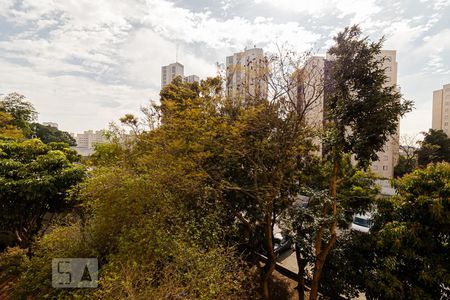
(226, 47, 268, 99)
(161, 62, 184, 88)
(432, 83, 450, 136)
(369, 50, 400, 179)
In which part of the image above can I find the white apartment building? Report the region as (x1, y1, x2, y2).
(300, 50, 400, 178)
(226, 47, 268, 99)
(432, 83, 450, 136)
(72, 130, 108, 156)
(161, 62, 199, 88)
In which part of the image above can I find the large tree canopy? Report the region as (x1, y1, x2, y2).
(0, 93, 37, 137)
(0, 139, 84, 247)
(417, 129, 450, 166)
(29, 122, 76, 146)
(367, 162, 450, 299)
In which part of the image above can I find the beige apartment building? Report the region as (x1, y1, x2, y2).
(300, 50, 400, 178)
(226, 47, 268, 100)
(370, 50, 400, 178)
(432, 83, 450, 136)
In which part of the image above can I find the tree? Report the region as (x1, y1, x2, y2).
(0, 112, 23, 139)
(140, 62, 320, 299)
(213, 49, 327, 299)
(0, 139, 85, 247)
(307, 25, 412, 300)
(280, 156, 379, 300)
(417, 129, 450, 166)
(29, 122, 76, 146)
(366, 162, 450, 299)
(0, 93, 38, 136)
(394, 134, 419, 177)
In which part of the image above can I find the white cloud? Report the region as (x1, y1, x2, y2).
(253, 0, 380, 22)
(0, 0, 447, 136)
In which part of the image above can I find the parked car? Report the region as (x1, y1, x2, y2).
(259, 232, 293, 258)
(351, 213, 373, 233)
(273, 233, 293, 257)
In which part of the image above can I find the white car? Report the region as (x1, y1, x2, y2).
(351, 213, 373, 233)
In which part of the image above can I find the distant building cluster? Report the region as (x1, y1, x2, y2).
(71, 130, 108, 156)
(161, 62, 199, 88)
(432, 83, 450, 136)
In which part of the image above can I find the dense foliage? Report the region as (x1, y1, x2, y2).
(0, 139, 84, 248)
(29, 122, 77, 146)
(366, 162, 450, 299)
(417, 129, 450, 166)
(0, 93, 37, 137)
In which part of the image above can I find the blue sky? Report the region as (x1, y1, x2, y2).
(0, 0, 449, 136)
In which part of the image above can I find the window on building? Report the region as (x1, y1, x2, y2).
(383, 166, 388, 171)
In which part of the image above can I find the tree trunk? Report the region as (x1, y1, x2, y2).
(261, 210, 276, 300)
(295, 244, 307, 300)
(309, 158, 339, 300)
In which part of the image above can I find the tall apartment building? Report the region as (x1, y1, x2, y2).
(370, 50, 400, 179)
(226, 47, 268, 99)
(161, 62, 184, 88)
(161, 62, 199, 88)
(300, 50, 400, 178)
(72, 130, 108, 156)
(432, 83, 450, 136)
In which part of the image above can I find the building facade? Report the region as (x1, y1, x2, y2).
(184, 75, 200, 84)
(301, 50, 400, 178)
(226, 47, 268, 99)
(161, 62, 199, 88)
(72, 130, 108, 156)
(369, 50, 400, 178)
(161, 62, 184, 88)
(432, 83, 450, 136)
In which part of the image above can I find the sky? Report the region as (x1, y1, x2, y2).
(0, 0, 449, 136)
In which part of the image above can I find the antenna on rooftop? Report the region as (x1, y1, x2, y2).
(176, 44, 179, 62)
